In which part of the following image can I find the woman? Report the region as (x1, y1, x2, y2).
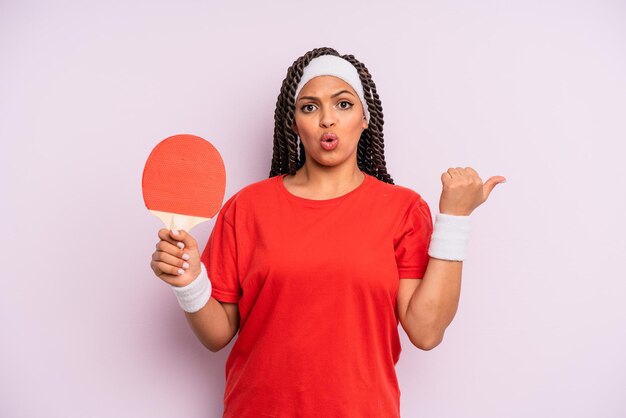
(150, 46, 505, 417)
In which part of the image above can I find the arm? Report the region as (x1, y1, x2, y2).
(397, 258, 462, 350)
(184, 299, 240, 353)
(151, 228, 240, 353)
(398, 166, 505, 350)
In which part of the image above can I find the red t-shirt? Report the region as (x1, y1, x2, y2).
(201, 172, 433, 417)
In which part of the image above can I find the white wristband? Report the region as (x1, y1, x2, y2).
(428, 213, 471, 261)
(170, 262, 212, 313)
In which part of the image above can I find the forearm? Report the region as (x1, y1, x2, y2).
(405, 257, 462, 349)
(183, 297, 236, 352)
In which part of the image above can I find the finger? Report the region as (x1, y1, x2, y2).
(483, 176, 507, 199)
(153, 260, 187, 277)
(156, 239, 186, 258)
(150, 259, 162, 276)
(149, 259, 178, 277)
(153, 231, 186, 253)
(150, 259, 186, 284)
(157, 228, 187, 250)
(158, 271, 195, 287)
(152, 260, 198, 287)
(464, 167, 482, 180)
(169, 229, 198, 251)
(447, 167, 462, 177)
(152, 250, 190, 270)
(158, 228, 180, 247)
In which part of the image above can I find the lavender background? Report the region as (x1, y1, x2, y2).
(2, 0, 625, 417)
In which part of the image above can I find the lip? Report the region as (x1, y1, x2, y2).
(320, 132, 339, 151)
(321, 132, 338, 141)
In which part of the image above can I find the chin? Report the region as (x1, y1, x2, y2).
(310, 155, 354, 168)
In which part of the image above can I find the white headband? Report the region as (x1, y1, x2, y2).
(294, 55, 371, 123)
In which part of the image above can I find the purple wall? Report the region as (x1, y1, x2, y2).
(1, 0, 625, 417)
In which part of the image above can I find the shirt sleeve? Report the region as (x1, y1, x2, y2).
(200, 207, 242, 303)
(393, 197, 434, 279)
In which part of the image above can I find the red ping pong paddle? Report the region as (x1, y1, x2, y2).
(142, 134, 226, 232)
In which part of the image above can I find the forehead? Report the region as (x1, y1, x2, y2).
(298, 75, 357, 97)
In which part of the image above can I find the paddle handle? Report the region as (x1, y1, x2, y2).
(149, 209, 211, 232)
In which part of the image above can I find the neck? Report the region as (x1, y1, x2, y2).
(291, 159, 365, 199)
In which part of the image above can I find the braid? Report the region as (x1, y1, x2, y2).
(269, 47, 394, 184)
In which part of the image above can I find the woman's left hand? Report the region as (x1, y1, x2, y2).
(438, 167, 506, 216)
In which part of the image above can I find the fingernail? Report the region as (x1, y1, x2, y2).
(182, 253, 190, 260)
(183, 262, 190, 269)
(177, 269, 184, 275)
(177, 242, 185, 250)
(172, 229, 179, 235)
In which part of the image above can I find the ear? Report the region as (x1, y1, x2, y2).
(292, 122, 299, 136)
(362, 116, 368, 130)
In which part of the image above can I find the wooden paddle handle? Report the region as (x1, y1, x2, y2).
(149, 210, 211, 232)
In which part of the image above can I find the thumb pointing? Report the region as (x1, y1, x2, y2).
(483, 176, 507, 200)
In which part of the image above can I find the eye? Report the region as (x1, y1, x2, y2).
(301, 104, 317, 113)
(338, 100, 353, 110)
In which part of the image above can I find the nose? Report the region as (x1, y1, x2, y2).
(319, 106, 336, 128)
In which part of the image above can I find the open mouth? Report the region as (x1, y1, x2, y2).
(321, 133, 339, 150)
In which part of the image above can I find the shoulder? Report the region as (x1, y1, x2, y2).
(217, 175, 281, 221)
(367, 174, 428, 208)
(233, 176, 279, 200)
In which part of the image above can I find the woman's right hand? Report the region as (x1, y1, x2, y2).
(150, 229, 202, 287)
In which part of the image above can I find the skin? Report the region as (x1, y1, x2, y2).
(149, 74, 506, 352)
(284, 75, 369, 198)
(397, 166, 505, 350)
(150, 228, 239, 352)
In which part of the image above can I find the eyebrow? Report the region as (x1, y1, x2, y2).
(297, 89, 355, 102)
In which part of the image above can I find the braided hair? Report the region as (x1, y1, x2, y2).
(269, 47, 394, 184)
